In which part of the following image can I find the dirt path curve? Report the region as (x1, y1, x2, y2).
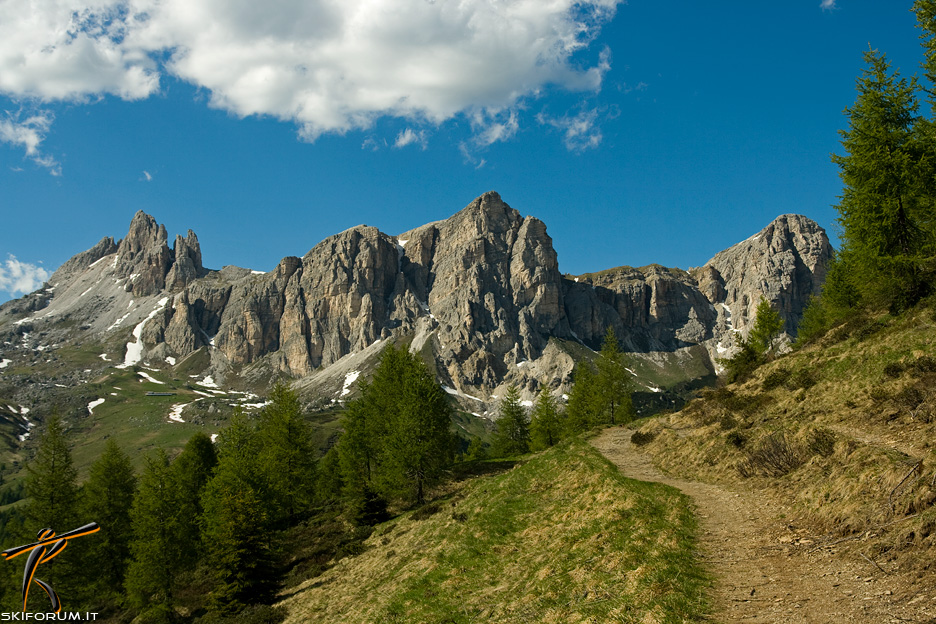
(591, 428, 920, 624)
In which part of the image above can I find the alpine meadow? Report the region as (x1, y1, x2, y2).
(1, 2, 936, 623)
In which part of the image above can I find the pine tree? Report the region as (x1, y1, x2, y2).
(200, 459, 276, 614)
(172, 432, 217, 569)
(125, 450, 185, 622)
(747, 298, 785, 355)
(565, 362, 599, 435)
(594, 327, 633, 425)
(338, 344, 455, 510)
(257, 384, 316, 524)
(22, 414, 80, 607)
(199, 413, 279, 614)
(529, 388, 563, 451)
(832, 47, 931, 311)
(381, 358, 455, 504)
(491, 385, 530, 457)
(80, 440, 137, 602)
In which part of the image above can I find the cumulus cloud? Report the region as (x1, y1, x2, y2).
(0, 255, 51, 297)
(0, 111, 61, 175)
(0, 0, 621, 147)
(537, 107, 604, 152)
(820, 0, 837, 10)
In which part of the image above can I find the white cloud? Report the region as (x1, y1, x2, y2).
(393, 128, 428, 150)
(142, 170, 152, 181)
(0, 0, 621, 146)
(0, 111, 61, 175)
(537, 107, 604, 152)
(820, 0, 837, 10)
(471, 109, 520, 147)
(0, 255, 51, 297)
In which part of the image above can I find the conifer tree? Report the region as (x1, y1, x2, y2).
(80, 439, 137, 601)
(565, 362, 599, 435)
(126, 450, 185, 622)
(529, 388, 563, 451)
(172, 432, 217, 568)
(915, 0, 936, 111)
(200, 459, 276, 614)
(198, 413, 276, 614)
(378, 353, 455, 504)
(257, 383, 316, 524)
(338, 344, 454, 510)
(594, 327, 633, 425)
(463, 437, 488, 461)
(491, 385, 530, 457)
(832, 47, 931, 311)
(747, 298, 785, 355)
(314, 446, 343, 505)
(23, 414, 80, 605)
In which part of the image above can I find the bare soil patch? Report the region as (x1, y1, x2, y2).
(591, 427, 936, 623)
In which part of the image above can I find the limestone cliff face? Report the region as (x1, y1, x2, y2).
(562, 265, 717, 353)
(109, 211, 207, 297)
(396, 193, 570, 387)
(692, 214, 832, 359)
(8, 194, 833, 397)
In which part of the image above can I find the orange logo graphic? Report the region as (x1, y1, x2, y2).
(2, 522, 100, 612)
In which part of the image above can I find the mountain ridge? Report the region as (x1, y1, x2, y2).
(0, 191, 832, 408)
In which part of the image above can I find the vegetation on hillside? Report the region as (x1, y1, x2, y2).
(278, 439, 708, 624)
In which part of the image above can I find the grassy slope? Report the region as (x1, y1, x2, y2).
(279, 439, 708, 624)
(635, 303, 936, 575)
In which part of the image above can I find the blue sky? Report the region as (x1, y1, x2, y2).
(0, 0, 926, 303)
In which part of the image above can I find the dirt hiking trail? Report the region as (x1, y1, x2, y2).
(591, 428, 933, 623)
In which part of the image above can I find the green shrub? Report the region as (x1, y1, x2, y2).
(630, 430, 656, 446)
(807, 428, 836, 457)
(785, 368, 818, 391)
(883, 362, 906, 378)
(762, 368, 792, 391)
(738, 432, 805, 478)
(726, 431, 746, 448)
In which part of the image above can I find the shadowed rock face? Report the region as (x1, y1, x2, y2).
(7, 193, 833, 396)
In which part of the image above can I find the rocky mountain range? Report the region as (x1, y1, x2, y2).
(0, 191, 832, 409)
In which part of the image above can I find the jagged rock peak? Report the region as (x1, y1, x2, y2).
(701, 213, 832, 337)
(450, 191, 522, 235)
(167, 230, 205, 290)
(114, 211, 203, 297)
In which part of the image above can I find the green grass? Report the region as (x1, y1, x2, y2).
(279, 439, 708, 623)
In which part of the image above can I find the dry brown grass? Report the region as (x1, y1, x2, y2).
(634, 303, 936, 578)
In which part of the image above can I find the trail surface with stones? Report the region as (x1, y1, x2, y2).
(591, 428, 931, 623)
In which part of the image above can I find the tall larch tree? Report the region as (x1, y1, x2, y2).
(22, 414, 80, 607)
(200, 413, 278, 615)
(491, 385, 530, 457)
(594, 327, 633, 426)
(126, 450, 186, 623)
(529, 388, 563, 451)
(832, 47, 931, 311)
(257, 383, 316, 524)
(80, 439, 137, 603)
